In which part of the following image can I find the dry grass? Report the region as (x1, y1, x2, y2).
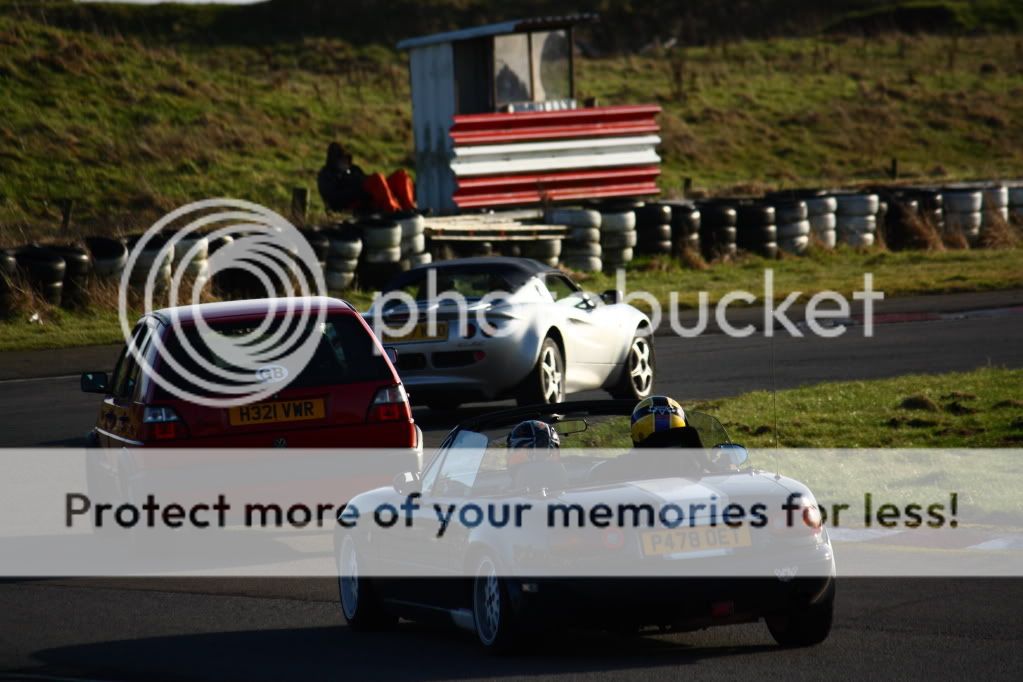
(979, 214, 1021, 249)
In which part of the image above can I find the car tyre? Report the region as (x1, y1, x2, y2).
(609, 331, 655, 400)
(338, 535, 395, 632)
(766, 594, 834, 647)
(472, 553, 517, 652)
(517, 337, 565, 406)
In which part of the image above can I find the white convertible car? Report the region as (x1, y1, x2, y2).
(364, 257, 655, 410)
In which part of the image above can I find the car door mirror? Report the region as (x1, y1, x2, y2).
(601, 289, 622, 305)
(393, 470, 421, 495)
(81, 371, 109, 394)
(714, 443, 749, 468)
(383, 346, 399, 364)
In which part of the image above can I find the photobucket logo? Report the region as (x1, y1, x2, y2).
(369, 267, 884, 341)
(118, 199, 328, 408)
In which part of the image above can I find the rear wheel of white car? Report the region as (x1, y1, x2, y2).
(472, 554, 516, 651)
(338, 535, 394, 631)
(517, 337, 565, 406)
(766, 595, 834, 647)
(609, 332, 655, 400)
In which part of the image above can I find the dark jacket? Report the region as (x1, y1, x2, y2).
(318, 162, 368, 212)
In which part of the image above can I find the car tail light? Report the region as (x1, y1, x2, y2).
(801, 502, 824, 535)
(143, 406, 188, 441)
(367, 385, 412, 423)
(461, 323, 476, 339)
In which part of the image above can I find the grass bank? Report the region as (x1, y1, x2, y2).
(1, 6, 1022, 237)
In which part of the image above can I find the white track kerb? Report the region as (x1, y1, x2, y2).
(118, 199, 328, 408)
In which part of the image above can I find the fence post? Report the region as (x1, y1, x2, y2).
(59, 199, 74, 235)
(889, 158, 898, 181)
(291, 187, 308, 226)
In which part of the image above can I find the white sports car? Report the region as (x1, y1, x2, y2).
(364, 257, 655, 410)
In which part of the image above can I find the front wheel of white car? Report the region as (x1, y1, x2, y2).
(338, 535, 394, 631)
(608, 332, 655, 400)
(472, 554, 517, 651)
(517, 337, 565, 406)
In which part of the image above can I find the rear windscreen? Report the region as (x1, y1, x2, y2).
(153, 314, 391, 399)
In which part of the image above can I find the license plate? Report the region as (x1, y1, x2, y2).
(382, 322, 448, 343)
(641, 525, 753, 556)
(228, 399, 325, 426)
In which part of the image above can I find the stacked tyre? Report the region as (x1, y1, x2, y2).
(519, 237, 561, 267)
(805, 195, 837, 248)
(50, 244, 92, 307)
(666, 202, 701, 255)
(597, 208, 634, 271)
(549, 208, 602, 272)
(941, 188, 982, 244)
(835, 193, 879, 248)
(735, 202, 777, 257)
(696, 201, 738, 260)
(396, 212, 431, 268)
(85, 237, 128, 279)
(126, 236, 173, 291)
(1010, 185, 1023, 225)
(596, 201, 639, 271)
(981, 185, 1009, 228)
(15, 246, 65, 305)
(634, 203, 673, 256)
(171, 233, 210, 291)
(300, 229, 330, 272)
(323, 225, 362, 294)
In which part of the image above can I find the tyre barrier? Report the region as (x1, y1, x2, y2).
(696, 201, 738, 260)
(300, 229, 330, 265)
(401, 232, 426, 257)
(85, 236, 128, 278)
(981, 185, 1009, 227)
(562, 212, 602, 272)
(324, 226, 364, 260)
(395, 211, 430, 264)
(359, 217, 402, 255)
(126, 236, 173, 290)
(941, 189, 983, 243)
(735, 201, 777, 258)
(1010, 185, 1023, 224)
(767, 189, 837, 250)
(15, 245, 66, 305)
(562, 255, 602, 273)
(635, 203, 673, 256)
(665, 202, 701, 256)
(519, 238, 562, 267)
(49, 244, 92, 308)
(546, 208, 601, 229)
(599, 210, 637, 233)
(835, 193, 879, 246)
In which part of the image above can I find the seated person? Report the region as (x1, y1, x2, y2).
(590, 395, 707, 483)
(506, 420, 566, 494)
(317, 141, 416, 214)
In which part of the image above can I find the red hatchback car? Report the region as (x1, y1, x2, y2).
(81, 297, 420, 453)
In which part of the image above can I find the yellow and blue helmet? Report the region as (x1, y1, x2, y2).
(630, 396, 686, 445)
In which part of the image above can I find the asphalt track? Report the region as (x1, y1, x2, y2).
(1, 293, 1022, 680)
(2, 302, 1022, 447)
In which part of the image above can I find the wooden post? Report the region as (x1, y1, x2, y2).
(889, 158, 898, 181)
(683, 177, 693, 197)
(59, 199, 74, 235)
(291, 187, 308, 225)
